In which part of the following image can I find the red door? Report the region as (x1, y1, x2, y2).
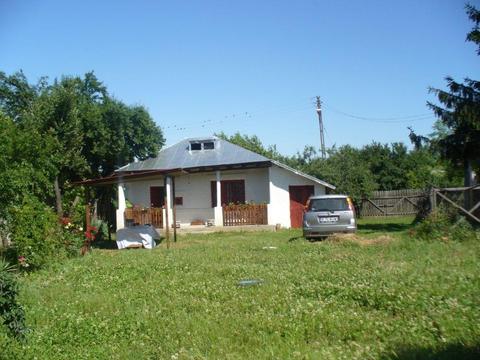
(289, 185, 314, 228)
(150, 186, 165, 208)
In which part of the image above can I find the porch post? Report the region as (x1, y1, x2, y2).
(214, 170, 223, 226)
(164, 176, 170, 248)
(166, 176, 173, 224)
(267, 166, 275, 226)
(116, 183, 126, 230)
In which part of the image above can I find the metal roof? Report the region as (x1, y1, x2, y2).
(116, 137, 270, 172)
(114, 136, 335, 190)
(271, 160, 335, 190)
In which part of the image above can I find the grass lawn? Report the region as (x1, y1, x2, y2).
(2, 217, 479, 359)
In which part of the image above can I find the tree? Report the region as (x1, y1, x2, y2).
(215, 131, 285, 162)
(427, 4, 480, 186)
(0, 71, 164, 218)
(307, 146, 377, 203)
(0, 113, 58, 216)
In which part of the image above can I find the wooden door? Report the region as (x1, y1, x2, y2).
(289, 185, 314, 228)
(150, 186, 165, 208)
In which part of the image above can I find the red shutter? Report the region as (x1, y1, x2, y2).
(150, 187, 165, 207)
(211, 180, 246, 206)
(222, 180, 245, 205)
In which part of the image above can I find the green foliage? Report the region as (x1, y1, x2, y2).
(0, 71, 164, 221)
(215, 131, 286, 162)
(0, 114, 57, 216)
(7, 197, 82, 270)
(2, 223, 479, 358)
(425, 4, 480, 177)
(305, 145, 377, 203)
(466, 3, 480, 55)
(413, 208, 479, 243)
(220, 132, 456, 200)
(0, 70, 164, 254)
(0, 258, 27, 339)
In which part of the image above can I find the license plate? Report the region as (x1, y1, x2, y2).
(318, 216, 338, 223)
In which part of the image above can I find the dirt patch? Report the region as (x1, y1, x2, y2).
(325, 233, 393, 246)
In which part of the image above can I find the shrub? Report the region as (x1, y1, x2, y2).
(7, 197, 83, 270)
(0, 258, 27, 339)
(413, 207, 479, 242)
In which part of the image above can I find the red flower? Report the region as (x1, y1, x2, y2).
(60, 217, 71, 226)
(84, 226, 98, 241)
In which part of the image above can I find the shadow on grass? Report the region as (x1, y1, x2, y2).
(289, 235, 330, 243)
(91, 238, 165, 250)
(91, 240, 118, 250)
(358, 221, 413, 234)
(288, 236, 304, 242)
(382, 343, 480, 360)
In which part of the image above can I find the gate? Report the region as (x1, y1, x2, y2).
(360, 189, 427, 217)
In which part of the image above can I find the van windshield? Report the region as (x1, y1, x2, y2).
(309, 198, 348, 212)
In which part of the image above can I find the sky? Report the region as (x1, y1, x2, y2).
(1, 0, 479, 155)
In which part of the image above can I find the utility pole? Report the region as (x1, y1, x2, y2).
(316, 96, 326, 158)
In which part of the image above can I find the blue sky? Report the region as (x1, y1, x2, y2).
(1, 0, 479, 155)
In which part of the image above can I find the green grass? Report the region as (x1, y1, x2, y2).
(1, 217, 479, 359)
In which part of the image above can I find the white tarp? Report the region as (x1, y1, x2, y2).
(116, 225, 160, 249)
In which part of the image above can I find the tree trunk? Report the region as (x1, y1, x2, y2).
(54, 177, 63, 218)
(464, 159, 474, 209)
(464, 159, 474, 187)
(69, 195, 80, 216)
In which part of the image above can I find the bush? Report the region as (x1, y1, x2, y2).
(413, 207, 479, 242)
(7, 197, 82, 270)
(0, 258, 27, 339)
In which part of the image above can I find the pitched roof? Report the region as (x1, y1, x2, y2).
(116, 137, 270, 172)
(114, 136, 335, 190)
(270, 160, 335, 189)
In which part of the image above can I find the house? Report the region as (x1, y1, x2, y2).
(82, 137, 335, 230)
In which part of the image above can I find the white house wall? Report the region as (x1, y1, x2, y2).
(124, 177, 165, 207)
(268, 165, 326, 228)
(124, 168, 269, 226)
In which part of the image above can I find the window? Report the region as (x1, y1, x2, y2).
(189, 140, 215, 151)
(308, 198, 348, 211)
(190, 143, 201, 151)
(203, 141, 215, 150)
(211, 180, 245, 207)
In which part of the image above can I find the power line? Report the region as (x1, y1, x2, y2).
(322, 101, 433, 122)
(163, 104, 312, 132)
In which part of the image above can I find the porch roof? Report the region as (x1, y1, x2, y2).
(74, 161, 273, 186)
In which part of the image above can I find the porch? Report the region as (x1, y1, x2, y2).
(123, 203, 269, 229)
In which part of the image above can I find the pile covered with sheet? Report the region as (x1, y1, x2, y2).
(116, 225, 160, 249)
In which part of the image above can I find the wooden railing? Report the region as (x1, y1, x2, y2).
(223, 204, 268, 226)
(124, 207, 163, 228)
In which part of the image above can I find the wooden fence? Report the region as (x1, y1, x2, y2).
(431, 185, 480, 224)
(124, 207, 163, 228)
(223, 204, 268, 226)
(359, 189, 428, 217)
